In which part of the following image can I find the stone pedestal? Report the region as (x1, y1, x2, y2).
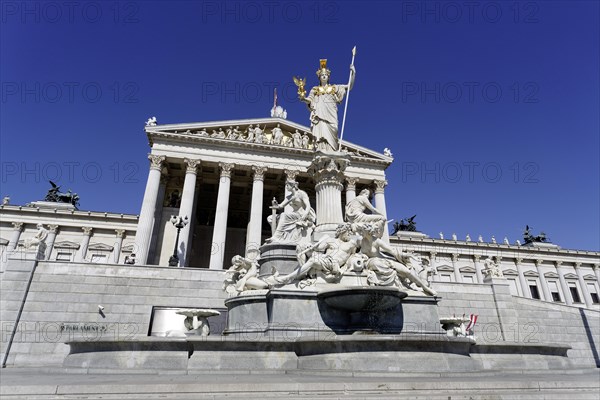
(258, 243, 299, 277)
(309, 152, 351, 238)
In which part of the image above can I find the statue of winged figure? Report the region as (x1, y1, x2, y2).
(293, 76, 306, 98)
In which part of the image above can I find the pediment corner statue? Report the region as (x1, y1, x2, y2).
(294, 47, 357, 152)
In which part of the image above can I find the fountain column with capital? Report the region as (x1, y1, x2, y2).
(310, 152, 351, 238)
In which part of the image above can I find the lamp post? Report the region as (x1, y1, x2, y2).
(168, 215, 188, 267)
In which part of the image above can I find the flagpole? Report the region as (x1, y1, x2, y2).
(338, 46, 357, 152)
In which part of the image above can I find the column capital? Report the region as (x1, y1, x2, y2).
(47, 224, 59, 233)
(346, 176, 358, 190)
(554, 260, 563, 268)
(515, 258, 523, 265)
(573, 262, 582, 269)
(81, 226, 93, 236)
(373, 179, 388, 194)
(284, 168, 300, 182)
(534, 259, 543, 267)
(184, 158, 201, 174)
(429, 251, 437, 259)
(115, 229, 126, 238)
(495, 256, 503, 263)
(11, 222, 24, 232)
(451, 253, 459, 262)
(148, 154, 166, 171)
(219, 162, 234, 178)
(592, 263, 600, 270)
(252, 165, 267, 181)
(473, 254, 481, 261)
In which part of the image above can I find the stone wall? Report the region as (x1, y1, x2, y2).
(0, 258, 227, 367)
(1, 257, 598, 369)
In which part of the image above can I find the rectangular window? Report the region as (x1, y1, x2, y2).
(56, 252, 72, 261)
(587, 283, 599, 304)
(549, 281, 561, 302)
(528, 280, 541, 299)
(440, 274, 452, 282)
(568, 283, 582, 303)
(463, 275, 475, 283)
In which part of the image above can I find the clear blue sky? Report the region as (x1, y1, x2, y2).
(1, 1, 598, 250)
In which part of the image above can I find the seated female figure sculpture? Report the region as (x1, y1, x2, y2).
(267, 181, 316, 243)
(357, 223, 437, 297)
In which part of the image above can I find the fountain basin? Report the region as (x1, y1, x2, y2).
(317, 286, 408, 312)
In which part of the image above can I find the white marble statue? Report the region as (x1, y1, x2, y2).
(267, 181, 316, 243)
(383, 148, 393, 157)
(439, 232, 444, 240)
(254, 125, 265, 143)
(345, 189, 386, 229)
(516, 240, 521, 246)
(279, 223, 361, 286)
(466, 234, 471, 242)
(478, 235, 483, 243)
(271, 124, 284, 145)
(197, 128, 209, 136)
(491, 236, 497, 244)
(245, 125, 255, 142)
(356, 223, 437, 296)
(271, 105, 287, 119)
(24, 223, 48, 249)
(223, 255, 269, 296)
(2, 196, 9, 205)
(503, 237, 510, 245)
(301, 132, 311, 149)
(297, 59, 356, 152)
(292, 130, 302, 148)
(175, 309, 220, 336)
(452, 233, 457, 241)
(145, 116, 157, 126)
(482, 257, 504, 278)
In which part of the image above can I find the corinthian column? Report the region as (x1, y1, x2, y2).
(135, 154, 165, 265)
(209, 163, 234, 270)
(45, 224, 59, 260)
(556, 261, 572, 306)
(373, 180, 389, 242)
(246, 166, 266, 260)
(451, 253, 462, 283)
(474, 255, 484, 283)
(574, 263, 593, 308)
(7, 222, 24, 252)
(310, 154, 350, 237)
(535, 259, 551, 302)
(345, 177, 357, 205)
(177, 158, 201, 267)
(76, 227, 93, 262)
(114, 229, 125, 263)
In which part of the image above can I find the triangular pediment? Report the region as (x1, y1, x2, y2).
(583, 274, 596, 280)
(503, 269, 519, 276)
(88, 243, 114, 251)
(524, 270, 539, 277)
(544, 272, 560, 278)
(459, 266, 477, 273)
(564, 273, 579, 279)
(436, 264, 454, 272)
(53, 241, 80, 250)
(145, 118, 392, 164)
(121, 244, 135, 252)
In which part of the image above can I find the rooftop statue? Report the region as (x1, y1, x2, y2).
(294, 52, 356, 152)
(392, 215, 417, 233)
(523, 225, 549, 244)
(44, 181, 80, 208)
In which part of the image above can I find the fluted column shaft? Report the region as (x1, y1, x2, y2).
(534, 259, 551, 302)
(114, 230, 125, 264)
(44, 225, 59, 260)
(7, 222, 24, 252)
(373, 180, 389, 243)
(310, 155, 349, 235)
(177, 159, 201, 267)
(246, 166, 266, 260)
(429, 252, 438, 282)
(474, 255, 483, 283)
(76, 227, 93, 262)
(516, 258, 530, 298)
(135, 154, 165, 265)
(451, 254, 462, 283)
(345, 177, 357, 205)
(209, 163, 234, 270)
(556, 262, 572, 306)
(575, 263, 593, 308)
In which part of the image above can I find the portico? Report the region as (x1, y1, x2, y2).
(133, 117, 392, 269)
